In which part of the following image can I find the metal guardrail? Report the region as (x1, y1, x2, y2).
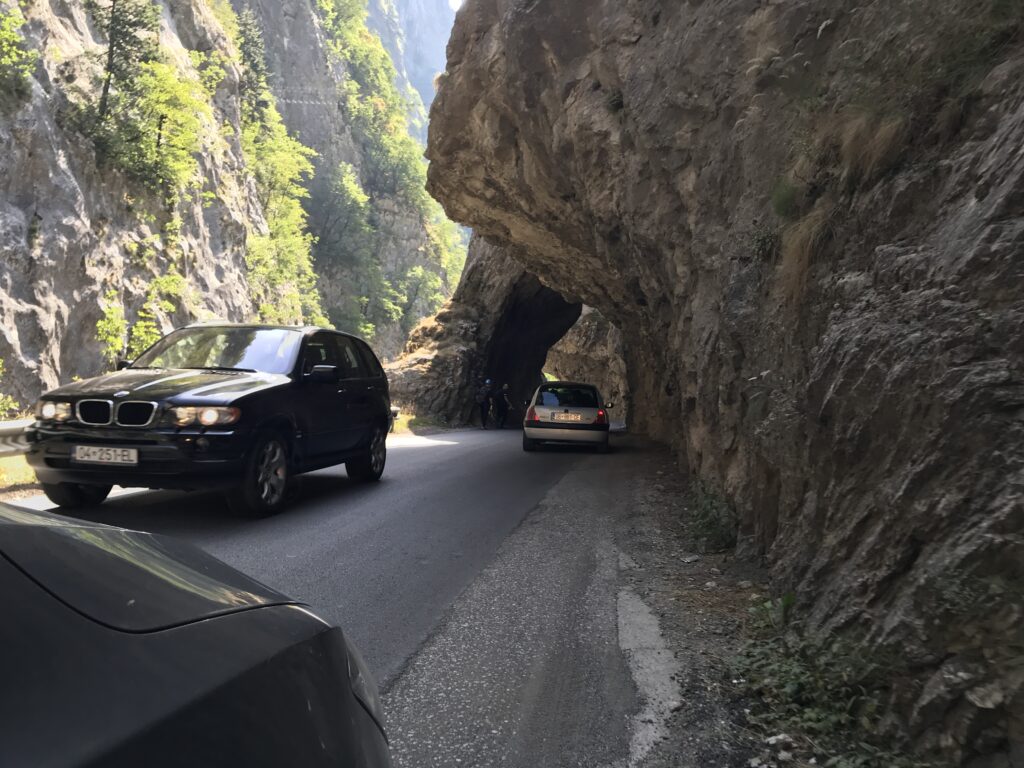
(0, 419, 31, 457)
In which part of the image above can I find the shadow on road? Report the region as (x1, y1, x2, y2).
(55, 467, 388, 539)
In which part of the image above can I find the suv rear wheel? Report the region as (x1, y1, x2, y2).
(41, 482, 112, 509)
(347, 427, 386, 482)
(228, 434, 289, 516)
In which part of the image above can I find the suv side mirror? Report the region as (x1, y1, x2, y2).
(116, 359, 131, 371)
(307, 365, 339, 383)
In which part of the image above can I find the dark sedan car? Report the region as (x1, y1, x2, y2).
(0, 503, 392, 767)
(27, 324, 392, 515)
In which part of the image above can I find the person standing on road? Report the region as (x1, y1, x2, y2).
(495, 383, 513, 429)
(475, 379, 494, 429)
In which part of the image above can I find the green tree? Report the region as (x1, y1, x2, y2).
(236, 7, 268, 117)
(124, 61, 211, 192)
(0, 3, 37, 104)
(87, 0, 160, 121)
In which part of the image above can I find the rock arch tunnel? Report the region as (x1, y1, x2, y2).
(386, 237, 630, 426)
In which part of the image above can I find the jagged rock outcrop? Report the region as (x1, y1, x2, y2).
(387, 235, 580, 422)
(544, 307, 629, 422)
(426, 0, 1024, 761)
(0, 0, 259, 405)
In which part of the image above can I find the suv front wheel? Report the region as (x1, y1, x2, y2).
(228, 434, 290, 516)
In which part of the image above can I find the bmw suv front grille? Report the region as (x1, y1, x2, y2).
(115, 401, 158, 427)
(76, 400, 113, 426)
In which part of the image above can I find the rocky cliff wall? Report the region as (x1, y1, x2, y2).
(0, 0, 259, 405)
(544, 307, 629, 423)
(426, 0, 1024, 761)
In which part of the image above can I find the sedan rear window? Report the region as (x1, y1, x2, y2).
(132, 327, 304, 374)
(538, 386, 599, 408)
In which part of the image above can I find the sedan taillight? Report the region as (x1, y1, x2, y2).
(526, 406, 539, 422)
(594, 409, 607, 425)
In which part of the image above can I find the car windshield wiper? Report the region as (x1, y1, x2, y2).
(186, 366, 259, 373)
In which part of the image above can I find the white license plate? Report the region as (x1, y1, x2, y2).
(72, 446, 139, 466)
(552, 413, 583, 423)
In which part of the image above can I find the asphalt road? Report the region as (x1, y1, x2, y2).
(42, 428, 588, 686)
(23, 428, 671, 767)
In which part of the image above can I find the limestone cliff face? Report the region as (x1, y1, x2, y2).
(427, 0, 1024, 760)
(0, 0, 259, 405)
(544, 307, 629, 422)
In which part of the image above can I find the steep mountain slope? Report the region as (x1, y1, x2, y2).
(423, 0, 1024, 761)
(236, 0, 464, 358)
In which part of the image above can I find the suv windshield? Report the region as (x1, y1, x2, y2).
(538, 385, 599, 408)
(131, 327, 303, 374)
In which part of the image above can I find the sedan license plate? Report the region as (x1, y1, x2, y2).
(552, 412, 583, 423)
(72, 445, 138, 466)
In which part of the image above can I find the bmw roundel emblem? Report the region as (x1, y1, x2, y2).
(114, 390, 130, 398)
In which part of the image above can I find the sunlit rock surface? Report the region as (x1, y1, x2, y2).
(423, 0, 1024, 760)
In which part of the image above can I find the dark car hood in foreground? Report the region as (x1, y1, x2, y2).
(45, 368, 291, 404)
(0, 505, 297, 632)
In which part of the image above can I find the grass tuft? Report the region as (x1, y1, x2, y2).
(776, 201, 833, 304)
(836, 111, 909, 187)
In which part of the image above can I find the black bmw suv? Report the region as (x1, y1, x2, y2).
(27, 324, 392, 515)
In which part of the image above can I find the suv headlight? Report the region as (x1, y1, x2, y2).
(171, 406, 241, 427)
(36, 400, 72, 422)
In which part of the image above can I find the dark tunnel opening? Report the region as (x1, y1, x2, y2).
(479, 274, 582, 418)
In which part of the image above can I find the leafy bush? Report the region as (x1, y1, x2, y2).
(126, 272, 184, 358)
(0, 3, 37, 105)
(689, 481, 738, 552)
(96, 289, 128, 363)
(736, 598, 926, 767)
(0, 358, 19, 418)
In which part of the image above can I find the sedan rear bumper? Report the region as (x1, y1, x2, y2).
(523, 423, 609, 444)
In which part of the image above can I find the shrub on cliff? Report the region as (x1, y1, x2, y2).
(0, 2, 37, 106)
(0, 359, 19, 419)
